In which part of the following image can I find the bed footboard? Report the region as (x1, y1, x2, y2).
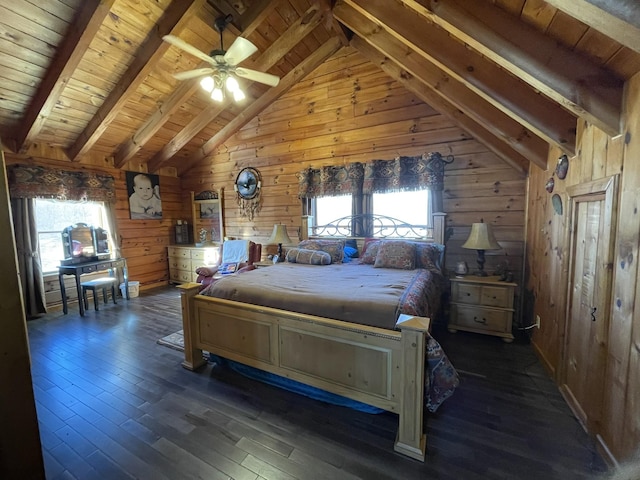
(178, 283, 429, 461)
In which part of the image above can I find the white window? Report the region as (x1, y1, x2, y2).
(314, 195, 352, 227)
(34, 199, 109, 274)
(373, 190, 430, 237)
(313, 190, 430, 238)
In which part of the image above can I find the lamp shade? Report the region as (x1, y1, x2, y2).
(267, 224, 292, 246)
(461, 222, 500, 251)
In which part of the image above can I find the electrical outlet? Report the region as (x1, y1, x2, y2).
(535, 315, 541, 329)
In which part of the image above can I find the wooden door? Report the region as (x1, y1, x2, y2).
(562, 176, 618, 433)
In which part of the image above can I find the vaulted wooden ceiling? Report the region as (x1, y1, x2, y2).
(1, 0, 638, 175)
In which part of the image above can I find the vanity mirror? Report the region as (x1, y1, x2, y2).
(192, 190, 224, 246)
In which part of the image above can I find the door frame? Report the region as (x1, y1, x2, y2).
(561, 174, 618, 432)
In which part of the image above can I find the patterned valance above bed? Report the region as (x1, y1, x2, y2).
(297, 152, 453, 199)
(7, 164, 116, 203)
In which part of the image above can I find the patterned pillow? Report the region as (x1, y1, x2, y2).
(298, 239, 345, 264)
(286, 247, 332, 265)
(414, 242, 445, 272)
(359, 240, 382, 264)
(374, 240, 416, 270)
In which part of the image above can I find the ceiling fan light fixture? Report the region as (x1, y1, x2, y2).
(200, 76, 214, 93)
(232, 88, 245, 102)
(211, 87, 224, 102)
(225, 75, 240, 92)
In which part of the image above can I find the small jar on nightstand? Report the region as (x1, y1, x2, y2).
(448, 275, 516, 342)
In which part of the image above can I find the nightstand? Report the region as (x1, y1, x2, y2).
(448, 275, 516, 342)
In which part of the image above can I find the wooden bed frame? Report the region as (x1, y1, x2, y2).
(178, 212, 447, 462)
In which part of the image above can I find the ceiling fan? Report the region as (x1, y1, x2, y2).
(162, 15, 280, 102)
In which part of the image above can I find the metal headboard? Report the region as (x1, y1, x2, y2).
(301, 212, 447, 244)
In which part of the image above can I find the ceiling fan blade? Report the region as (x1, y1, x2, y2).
(224, 37, 258, 66)
(162, 35, 216, 66)
(234, 67, 280, 87)
(172, 68, 214, 81)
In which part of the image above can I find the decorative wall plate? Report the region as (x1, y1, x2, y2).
(234, 167, 262, 220)
(552, 194, 563, 215)
(545, 177, 555, 193)
(556, 154, 569, 180)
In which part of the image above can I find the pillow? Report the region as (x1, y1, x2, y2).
(298, 239, 345, 264)
(359, 240, 382, 264)
(343, 246, 358, 263)
(414, 242, 445, 272)
(286, 248, 332, 265)
(374, 241, 416, 270)
(345, 239, 359, 257)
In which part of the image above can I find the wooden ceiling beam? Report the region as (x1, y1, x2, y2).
(148, 3, 328, 172)
(340, 0, 577, 155)
(403, 0, 623, 136)
(177, 36, 344, 175)
(234, 0, 282, 36)
(13, 0, 115, 152)
(335, 3, 548, 170)
(353, 37, 529, 175)
(544, 0, 640, 54)
(66, 0, 202, 162)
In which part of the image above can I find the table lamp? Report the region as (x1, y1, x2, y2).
(267, 224, 292, 262)
(461, 220, 501, 276)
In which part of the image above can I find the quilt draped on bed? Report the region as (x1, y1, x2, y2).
(201, 262, 458, 412)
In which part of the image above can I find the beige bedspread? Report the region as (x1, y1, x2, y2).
(200, 262, 429, 329)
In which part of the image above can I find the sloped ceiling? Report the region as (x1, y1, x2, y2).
(0, 0, 638, 175)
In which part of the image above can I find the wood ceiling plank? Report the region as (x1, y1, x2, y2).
(66, 0, 202, 162)
(13, 0, 115, 152)
(406, 0, 623, 136)
(544, 0, 640, 54)
(177, 36, 344, 175)
(144, 2, 328, 171)
(351, 35, 530, 174)
(335, 4, 546, 169)
(343, 0, 577, 154)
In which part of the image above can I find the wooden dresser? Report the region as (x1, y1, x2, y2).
(448, 275, 516, 342)
(167, 245, 221, 284)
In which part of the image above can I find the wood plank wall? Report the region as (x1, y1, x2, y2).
(181, 46, 528, 312)
(3, 152, 186, 307)
(525, 72, 640, 462)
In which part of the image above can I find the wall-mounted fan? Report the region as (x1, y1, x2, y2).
(163, 15, 279, 102)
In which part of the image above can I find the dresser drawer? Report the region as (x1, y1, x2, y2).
(452, 304, 511, 333)
(168, 246, 190, 258)
(481, 286, 511, 308)
(453, 283, 481, 304)
(170, 269, 193, 283)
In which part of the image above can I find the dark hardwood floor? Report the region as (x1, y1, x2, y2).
(26, 286, 611, 480)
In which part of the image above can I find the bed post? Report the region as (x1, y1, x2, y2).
(300, 215, 312, 240)
(433, 212, 447, 245)
(394, 314, 429, 462)
(176, 283, 206, 370)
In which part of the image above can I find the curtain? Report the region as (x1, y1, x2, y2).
(298, 153, 449, 198)
(298, 163, 364, 198)
(11, 198, 47, 318)
(7, 164, 116, 203)
(362, 152, 446, 194)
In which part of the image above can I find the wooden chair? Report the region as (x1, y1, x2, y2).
(81, 277, 118, 311)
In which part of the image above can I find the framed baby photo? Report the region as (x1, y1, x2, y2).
(126, 171, 162, 219)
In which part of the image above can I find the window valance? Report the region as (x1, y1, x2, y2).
(7, 164, 116, 203)
(298, 152, 451, 199)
